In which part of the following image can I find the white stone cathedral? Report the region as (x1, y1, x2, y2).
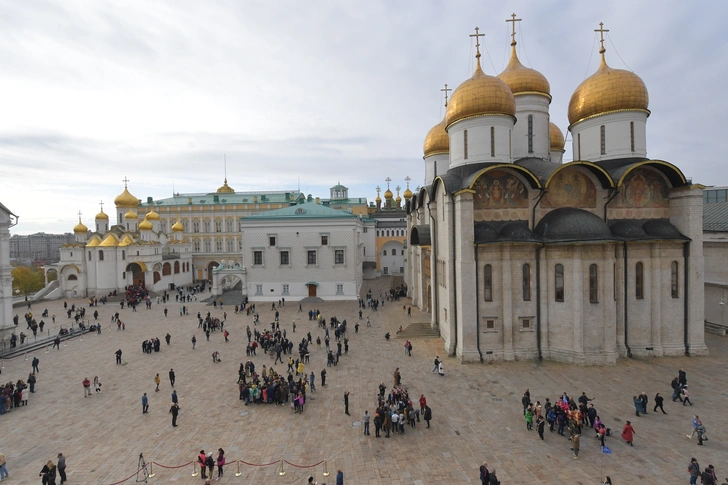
(406, 20, 707, 364)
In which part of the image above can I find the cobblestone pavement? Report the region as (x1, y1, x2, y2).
(2, 277, 727, 485)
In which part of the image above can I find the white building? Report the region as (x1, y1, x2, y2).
(0, 202, 18, 342)
(239, 202, 364, 301)
(703, 197, 728, 332)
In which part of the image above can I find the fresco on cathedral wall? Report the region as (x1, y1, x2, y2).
(473, 170, 529, 210)
(542, 169, 597, 208)
(615, 167, 669, 209)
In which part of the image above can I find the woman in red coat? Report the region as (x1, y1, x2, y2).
(621, 421, 635, 446)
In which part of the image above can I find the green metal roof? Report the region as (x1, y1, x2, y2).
(242, 202, 358, 221)
(141, 191, 304, 207)
(320, 197, 368, 205)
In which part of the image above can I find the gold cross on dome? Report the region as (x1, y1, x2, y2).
(405, 176, 411, 189)
(441, 84, 452, 107)
(77, 210, 82, 221)
(506, 13, 521, 44)
(385, 177, 392, 189)
(99, 200, 104, 212)
(470, 26, 485, 58)
(122, 176, 130, 188)
(595, 22, 609, 53)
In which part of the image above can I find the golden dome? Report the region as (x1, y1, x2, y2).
(423, 117, 449, 157)
(217, 179, 235, 194)
(124, 209, 138, 220)
(145, 208, 160, 221)
(375, 195, 382, 203)
(396, 195, 402, 204)
(99, 234, 119, 247)
(95, 209, 109, 221)
(172, 219, 184, 232)
(114, 187, 140, 208)
(568, 54, 649, 126)
(549, 122, 565, 151)
(446, 59, 516, 128)
(384, 188, 393, 200)
(86, 235, 101, 247)
(138, 217, 153, 231)
(403, 187, 413, 200)
(498, 43, 550, 97)
(73, 219, 88, 234)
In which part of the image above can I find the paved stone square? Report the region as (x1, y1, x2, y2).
(2, 277, 727, 484)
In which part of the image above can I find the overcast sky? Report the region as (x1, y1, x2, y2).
(2, 0, 726, 235)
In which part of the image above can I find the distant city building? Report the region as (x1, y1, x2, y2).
(703, 189, 728, 332)
(9, 232, 74, 261)
(0, 202, 18, 342)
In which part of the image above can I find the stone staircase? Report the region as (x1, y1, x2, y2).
(395, 321, 440, 339)
(705, 321, 728, 336)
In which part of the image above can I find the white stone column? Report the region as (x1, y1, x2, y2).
(650, 243, 664, 356)
(454, 192, 479, 362)
(501, 246, 515, 360)
(572, 248, 584, 363)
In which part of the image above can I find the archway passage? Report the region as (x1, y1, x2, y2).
(153, 271, 161, 284)
(207, 261, 219, 281)
(126, 263, 145, 287)
(307, 284, 317, 297)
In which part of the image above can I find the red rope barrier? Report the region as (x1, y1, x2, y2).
(105, 464, 148, 485)
(238, 459, 281, 467)
(151, 460, 193, 469)
(283, 460, 324, 468)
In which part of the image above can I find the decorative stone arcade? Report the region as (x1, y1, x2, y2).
(211, 260, 247, 298)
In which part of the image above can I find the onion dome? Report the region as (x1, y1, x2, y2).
(549, 122, 565, 151)
(145, 208, 160, 221)
(498, 41, 550, 97)
(171, 219, 184, 232)
(403, 187, 413, 200)
(568, 49, 649, 126)
(384, 188, 393, 200)
(114, 186, 140, 208)
(446, 58, 516, 128)
(138, 217, 153, 231)
(124, 209, 138, 220)
(217, 178, 235, 194)
(95, 209, 109, 221)
(73, 219, 88, 234)
(396, 195, 402, 206)
(375, 195, 382, 204)
(423, 117, 449, 157)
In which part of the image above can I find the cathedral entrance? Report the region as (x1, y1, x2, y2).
(207, 261, 219, 281)
(126, 263, 145, 288)
(307, 283, 318, 297)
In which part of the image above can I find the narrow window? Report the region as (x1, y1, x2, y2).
(630, 121, 635, 152)
(527, 115, 533, 153)
(484, 264, 493, 301)
(269, 236, 276, 246)
(509, 130, 512, 158)
(280, 251, 289, 265)
(99, 250, 104, 261)
(671, 261, 679, 298)
(392, 249, 397, 256)
(336, 284, 344, 295)
(321, 235, 328, 246)
(486, 319, 495, 329)
(464, 130, 468, 159)
(555, 264, 564, 302)
(600, 125, 606, 155)
(522, 263, 531, 301)
(589, 264, 598, 303)
(635, 262, 644, 299)
(335, 250, 344, 264)
(307, 250, 317, 265)
(253, 250, 262, 265)
(577, 133, 581, 160)
(490, 126, 495, 157)
(383, 250, 387, 256)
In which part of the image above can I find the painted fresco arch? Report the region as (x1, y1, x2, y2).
(616, 160, 687, 188)
(544, 161, 614, 190)
(464, 164, 542, 191)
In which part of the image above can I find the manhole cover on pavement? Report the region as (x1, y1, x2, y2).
(352, 421, 361, 427)
(239, 411, 249, 416)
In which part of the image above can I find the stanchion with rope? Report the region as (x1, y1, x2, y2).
(235, 460, 242, 477)
(24, 352, 28, 361)
(323, 460, 330, 477)
(147, 461, 155, 478)
(278, 458, 285, 476)
(191, 462, 198, 477)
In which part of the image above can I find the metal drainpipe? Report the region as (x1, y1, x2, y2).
(427, 201, 438, 335)
(475, 244, 483, 362)
(536, 244, 543, 360)
(623, 241, 632, 358)
(603, 188, 619, 223)
(450, 193, 458, 359)
(684, 242, 690, 356)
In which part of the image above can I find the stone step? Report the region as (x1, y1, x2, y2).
(705, 321, 727, 336)
(395, 321, 440, 339)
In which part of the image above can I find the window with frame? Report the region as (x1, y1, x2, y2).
(307, 250, 317, 265)
(485, 319, 495, 330)
(383, 267, 389, 275)
(334, 250, 344, 264)
(269, 236, 276, 246)
(671, 261, 679, 298)
(522, 263, 531, 301)
(215, 221, 222, 232)
(521, 318, 531, 330)
(555, 264, 564, 301)
(589, 264, 598, 303)
(635, 262, 644, 299)
(527, 115, 533, 153)
(227, 240, 233, 252)
(484, 264, 493, 301)
(392, 249, 397, 256)
(255, 284, 263, 295)
(336, 284, 344, 295)
(204, 221, 210, 232)
(363, 227, 368, 233)
(99, 250, 104, 261)
(282, 284, 289, 295)
(321, 235, 328, 246)
(215, 240, 222, 252)
(226, 220, 233, 232)
(204, 240, 211, 252)
(600, 125, 606, 155)
(280, 251, 289, 265)
(253, 250, 263, 265)
(194, 221, 200, 233)
(194, 241, 200, 252)
(464, 129, 468, 159)
(383, 250, 387, 256)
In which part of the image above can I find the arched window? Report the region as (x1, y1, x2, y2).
(174, 261, 180, 274)
(383, 250, 387, 256)
(163, 262, 171, 276)
(589, 264, 598, 303)
(635, 262, 644, 299)
(600, 125, 606, 155)
(527, 115, 533, 153)
(522, 263, 531, 301)
(122, 250, 125, 260)
(464, 129, 468, 159)
(88, 251, 92, 261)
(671, 261, 679, 298)
(484, 264, 493, 301)
(630, 121, 635, 152)
(392, 249, 397, 256)
(99, 250, 104, 261)
(555, 264, 564, 302)
(67, 274, 77, 281)
(490, 127, 495, 157)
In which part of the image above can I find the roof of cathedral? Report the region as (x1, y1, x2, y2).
(535, 208, 614, 242)
(73, 220, 88, 234)
(498, 42, 550, 97)
(704, 202, 728, 232)
(114, 187, 140, 208)
(423, 117, 449, 157)
(141, 190, 304, 207)
(446, 59, 516, 128)
(243, 202, 357, 221)
(95, 209, 109, 221)
(549, 123, 565, 151)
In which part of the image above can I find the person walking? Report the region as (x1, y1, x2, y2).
(154, 373, 161, 392)
(82, 377, 91, 397)
(93, 376, 102, 394)
(688, 415, 700, 439)
(621, 421, 635, 446)
(537, 416, 545, 440)
(192, 335, 196, 349)
(142, 393, 149, 414)
(170, 402, 180, 427)
(682, 385, 693, 405)
(321, 369, 326, 387)
(432, 356, 440, 373)
(363, 410, 370, 435)
(525, 407, 533, 430)
(169, 368, 175, 387)
(40, 460, 57, 485)
(57, 453, 67, 484)
(688, 458, 700, 485)
(632, 396, 641, 416)
(696, 421, 707, 446)
(0, 452, 9, 481)
(653, 392, 667, 414)
(336, 469, 344, 485)
(115, 349, 123, 365)
(32, 356, 40, 373)
(344, 391, 350, 415)
(571, 433, 580, 459)
(309, 372, 316, 391)
(479, 461, 490, 484)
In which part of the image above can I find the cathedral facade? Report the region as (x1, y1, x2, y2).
(406, 20, 707, 364)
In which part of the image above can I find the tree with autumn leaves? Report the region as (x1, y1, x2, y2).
(11, 264, 47, 297)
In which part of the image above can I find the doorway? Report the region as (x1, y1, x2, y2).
(307, 284, 317, 297)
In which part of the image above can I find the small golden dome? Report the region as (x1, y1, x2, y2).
(95, 210, 109, 221)
(384, 188, 393, 200)
(145, 208, 160, 221)
(498, 44, 550, 97)
(138, 217, 153, 231)
(73, 220, 88, 234)
(124, 209, 138, 220)
(217, 179, 235, 194)
(568, 54, 649, 126)
(549, 122, 565, 151)
(403, 188, 413, 200)
(446, 60, 516, 128)
(375, 195, 382, 203)
(423, 117, 449, 157)
(396, 195, 402, 204)
(172, 219, 184, 232)
(114, 187, 139, 208)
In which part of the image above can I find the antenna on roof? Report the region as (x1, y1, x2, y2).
(172, 180, 175, 196)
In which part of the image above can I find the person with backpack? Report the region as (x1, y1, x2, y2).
(479, 461, 490, 485)
(687, 457, 700, 485)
